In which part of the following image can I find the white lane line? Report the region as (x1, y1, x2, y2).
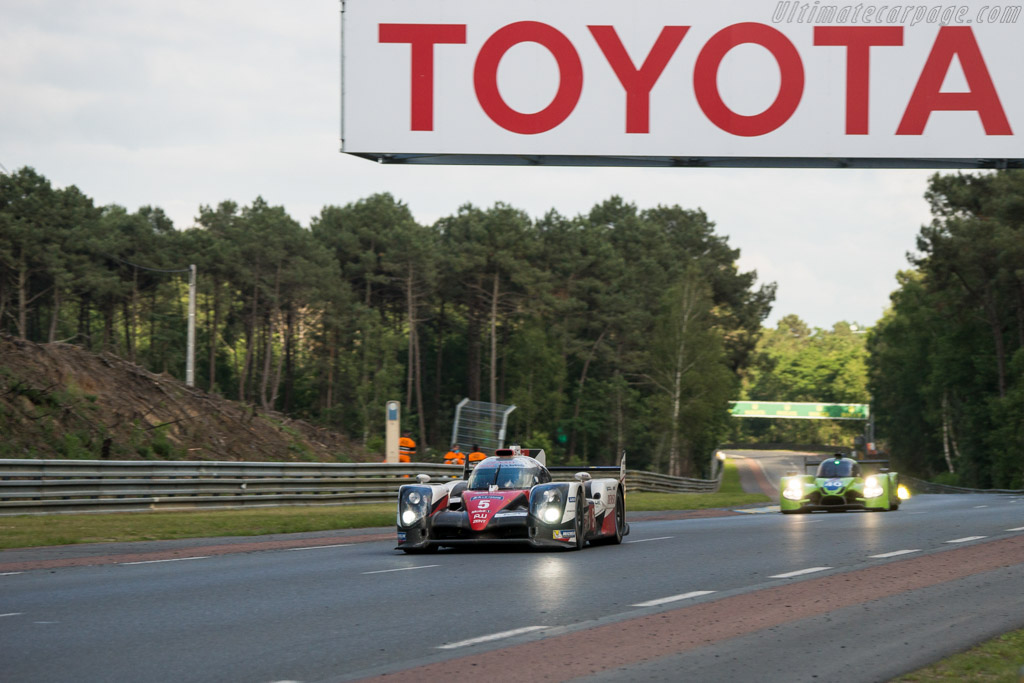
(870, 549, 921, 558)
(632, 591, 716, 607)
(119, 556, 210, 566)
(770, 567, 832, 579)
(1, 572, 24, 577)
(1007, 527, 1024, 532)
(0, 612, 24, 618)
(625, 536, 674, 544)
(974, 505, 989, 508)
(288, 544, 353, 552)
(945, 536, 987, 544)
(362, 564, 439, 575)
(438, 625, 545, 650)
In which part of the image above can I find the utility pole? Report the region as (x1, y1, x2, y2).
(186, 264, 196, 387)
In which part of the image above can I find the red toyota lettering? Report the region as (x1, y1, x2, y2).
(897, 26, 1011, 135)
(814, 27, 903, 135)
(473, 21, 583, 134)
(588, 25, 690, 134)
(379, 23, 467, 131)
(693, 23, 804, 137)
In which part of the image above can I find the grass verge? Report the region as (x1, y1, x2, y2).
(0, 460, 770, 550)
(890, 628, 1024, 682)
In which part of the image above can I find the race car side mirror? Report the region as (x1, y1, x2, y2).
(574, 472, 591, 482)
(416, 474, 431, 484)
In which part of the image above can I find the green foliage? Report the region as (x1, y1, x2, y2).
(892, 627, 1024, 682)
(870, 170, 1024, 487)
(737, 315, 870, 446)
(57, 432, 92, 459)
(1, 170, 775, 473)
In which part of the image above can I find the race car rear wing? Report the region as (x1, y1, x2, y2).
(548, 452, 627, 483)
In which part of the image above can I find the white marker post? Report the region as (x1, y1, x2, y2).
(385, 400, 401, 463)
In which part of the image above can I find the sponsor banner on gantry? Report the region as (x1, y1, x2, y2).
(340, 0, 1023, 159)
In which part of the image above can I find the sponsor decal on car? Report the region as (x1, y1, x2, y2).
(397, 531, 407, 543)
(494, 511, 528, 518)
(553, 530, 576, 541)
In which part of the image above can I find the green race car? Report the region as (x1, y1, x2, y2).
(780, 454, 905, 514)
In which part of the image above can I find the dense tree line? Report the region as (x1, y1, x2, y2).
(0, 167, 774, 475)
(869, 170, 1024, 488)
(734, 314, 870, 446)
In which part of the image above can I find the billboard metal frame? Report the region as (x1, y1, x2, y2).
(346, 153, 1023, 169)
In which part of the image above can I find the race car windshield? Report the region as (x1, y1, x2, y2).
(816, 459, 860, 478)
(467, 464, 545, 490)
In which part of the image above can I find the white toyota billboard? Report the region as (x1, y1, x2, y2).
(340, 0, 1023, 166)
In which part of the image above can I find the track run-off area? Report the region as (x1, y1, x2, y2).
(1, 452, 1022, 683)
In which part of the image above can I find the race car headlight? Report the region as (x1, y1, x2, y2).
(542, 506, 562, 523)
(897, 484, 911, 500)
(531, 487, 564, 524)
(782, 479, 804, 501)
(864, 476, 883, 499)
(398, 487, 431, 527)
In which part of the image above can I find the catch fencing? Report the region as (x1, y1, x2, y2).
(0, 459, 720, 515)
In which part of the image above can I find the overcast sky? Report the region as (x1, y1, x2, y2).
(1, 0, 940, 330)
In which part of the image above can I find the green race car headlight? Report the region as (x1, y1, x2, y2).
(863, 476, 883, 499)
(783, 479, 804, 501)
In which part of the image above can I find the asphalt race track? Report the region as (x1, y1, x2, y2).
(2, 453, 1022, 683)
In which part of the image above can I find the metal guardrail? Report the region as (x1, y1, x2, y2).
(0, 459, 719, 515)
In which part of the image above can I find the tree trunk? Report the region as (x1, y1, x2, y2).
(325, 320, 335, 413)
(48, 286, 61, 343)
(984, 293, 1007, 398)
(16, 253, 28, 339)
(261, 267, 281, 411)
(208, 276, 221, 394)
(281, 306, 294, 412)
(239, 281, 258, 403)
(405, 270, 427, 454)
(668, 338, 685, 477)
(406, 270, 415, 413)
(941, 391, 955, 473)
(490, 271, 499, 406)
(568, 328, 607, 461)
(467, 313, 481, 401)
(432, 301, 445, 445)
(128, 266, 138, 363)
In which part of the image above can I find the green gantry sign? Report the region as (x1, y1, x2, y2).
(729, 401, 870, 420)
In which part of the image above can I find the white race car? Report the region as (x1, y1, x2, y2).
(396, 446, 628, 552)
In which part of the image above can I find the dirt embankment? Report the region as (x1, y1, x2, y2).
(0, 333, 370, 462)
